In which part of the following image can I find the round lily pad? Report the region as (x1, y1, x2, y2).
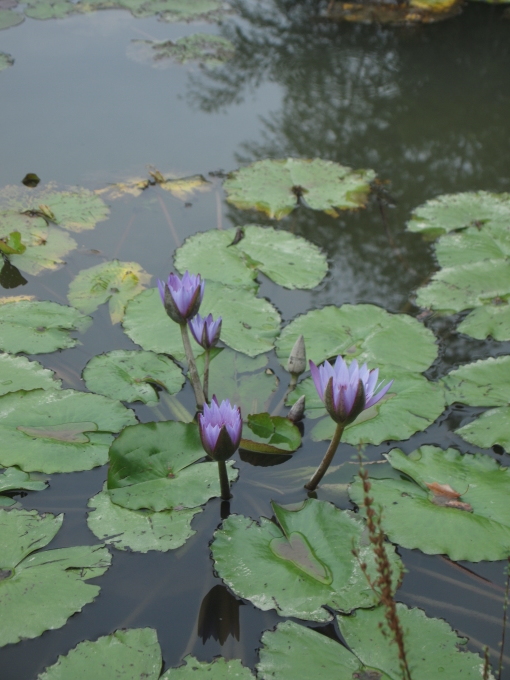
(123, 283, 281, 359)
(174, 226, 328, 290)
(223, 158, 376, 219)
(87, 487, 202, 553)
(0, 353, 61, 395)
(83, 350, 184, 404)
(0, 9, 23, 30)
(349, 445, 510, 561)
(0, 509, 111, 646)
(0, 52, 13, 70)
(0, 388, 136, 473)
(211, 498, 402, 622)
(68, 260, 151, 324)
(0, 299, 91, 354)
(107, 420, 238, 511)
(276, 304, 437, 372)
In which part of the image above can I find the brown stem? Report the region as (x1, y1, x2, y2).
(180, 323, 205, 408)
(218, 460, 232, 500)
(204, 349, 210, 404)
(305, 422, 344, 491)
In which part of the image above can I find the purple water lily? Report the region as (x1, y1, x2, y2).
(158, 271, 204, 324)
(310, 356, 393, 426)
(189, 313, 222, 349)
(198, 396, 242, 463)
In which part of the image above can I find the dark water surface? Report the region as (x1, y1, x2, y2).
(1, 2, 510, 678)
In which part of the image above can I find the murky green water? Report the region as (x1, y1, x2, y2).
(1, 2, 510, 678)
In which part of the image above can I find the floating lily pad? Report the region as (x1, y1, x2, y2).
(175, 226, 328, 290)
(223, 158, 376, 220)
(0, 299, 91, 354)
(0, 8, 23, 29)
(0, 509, 111, 646)
(87, 486, 202, 553)
(0, 388, 136, 473)
(0, 52, 13, 70)
(162, 655, 255, 680)
(291, 372, 445, 445)
(83, 350, 184, 404)
(407, 191, 510, 238)
(68, 260, 151, 324)
(0, 353, 61, 395)
(457, 304, 510, 341)
(211, 499, 402, 622)
(0, 467, 47, 494)
(349, 446, 510, 561)
(276, 304, 437, 372)
(123, 283, 280, 359)
(24, 1, 82, 19)
(240, 413, 301, 454)
(108, 420, 238, 511)
(129, 34, 234, 68)
(86, 0, 227, 21)
(455, 407, 510, 451)
(38, 628, 162, 680)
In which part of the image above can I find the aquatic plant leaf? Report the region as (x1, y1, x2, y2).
(224, 158, 375, 219)
(0, 52, 13, 70)
(68, 260, 151, 324)
(196, 349, 278, 416)
(174, 225, 327, 290)
(407, 191, 510, 238)
(0, 9, 23, 29)
(457, 304, 510, 341)
(0, 388, 136, 473)
(159, 174, 211, 199)
(86, 0, 227, 21)
(300, 373, 445, 445)
(87, 486, 202, 553)
(0, 466, 47, 494)
(0, 353, 61, 395)
(24, 1, 82, 19)
(276, 304, 437, 372)
(211, 499, 402, 622)
(0, 509, 111, 646)
(442, 355, 510, 407)
(0, 299, 91, 354)
(107, 420, 238, 511)
(96, 177, 150, 200)
(38, 628, 162, 680)
(129, 34, 234, 68)
(83, 350, 184, 404)
(123, 283, 280, 359)
(161, 655, 255, 680)
(349, 446, 510, 561)
(455, 407, 510, 452)
(240, 413, 301, 453)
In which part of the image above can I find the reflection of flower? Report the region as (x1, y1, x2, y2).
(310, 356, 393, 425)
(199, 396, 242, 462)
(189, 313, 222, 349)
(158, 271, 204, 324)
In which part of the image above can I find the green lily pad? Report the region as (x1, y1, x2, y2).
(0, 388, 136, 473)
(87, 486, 202, 552)
(38, 628, 162, 680)
(349, 445, 510, 561)
(107, 420, 238, 511)
(240, 413, 301, 453)
(123, 283, 281, 359)
(442, 355, 510, 407)
(68, 260, 151, 324)
(83, 350, 184, 404)
(455, 407, 510, 452)
(457, 304, 510, 341)
(0, 467, 47, 494)
(0, 52, 13, 70)
(0, 9, 23, 29)
(129, 34, 235, 68)
(211, 499, 402, 622)
(0, 299, 91, 354)
(0, 229, 25, 255)
(196, 349, 278, 416)
(276, 304, 437, 372)
(290, 372, 445, 445)
(174, 225, 328, 290)
(0, 509, 111, 646)
(0, 353, 61, 395)
(24, 1, 82, 19)
(223, 158, 376, 220)
(162, 655, 254, 680)
(407, 191, 510, 238)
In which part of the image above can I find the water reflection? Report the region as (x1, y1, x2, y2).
(197, 585, 243, 645)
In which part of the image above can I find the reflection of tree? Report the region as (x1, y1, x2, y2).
(188, 0, 510, 313)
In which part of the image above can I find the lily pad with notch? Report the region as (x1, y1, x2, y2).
(211, 498, 402, 622)
(0, 353, 61, 395)
(223, 158, 376, 220)
(0, 466, 47, 495)
(240, 412, 301, 454)
(349, 445, 510, 561)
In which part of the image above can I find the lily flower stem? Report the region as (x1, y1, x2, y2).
(180, 323, 205, 408)
(271, 373, 298, 417)
(217, 460, 232, 500)
(203, 349, 211, 404)
(305, 422, 345, 491)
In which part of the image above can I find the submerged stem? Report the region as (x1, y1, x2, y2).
(217, 460, 232, 500)
(305, 422, 344, 491)
(180, 323, 205, 408)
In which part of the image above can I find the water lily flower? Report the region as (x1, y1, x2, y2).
(198, 396, 242, 463)
(158, 271, 204, 324)
(310, 356, 393, 425)
(189, 313, 222, 349)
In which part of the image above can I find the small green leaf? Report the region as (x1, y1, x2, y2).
(0, 231, 25, 255)
(0, 354, 60, 395)
(241, 413, 301, 453)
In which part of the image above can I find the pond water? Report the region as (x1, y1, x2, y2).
(1, 1, 510, 678)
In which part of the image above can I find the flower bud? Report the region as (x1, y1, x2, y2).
(287, 395, 306, 423)
(286, 334, 306, 376)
